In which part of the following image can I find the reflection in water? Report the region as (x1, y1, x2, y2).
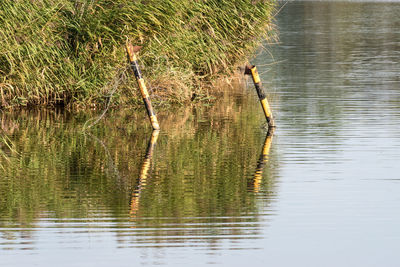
(130, 130, 159, 217)
(0, 87, 279, 263)
(248, 128, 274, 193)
(85, 131, 123, 183)
(251, 1, 400, 267)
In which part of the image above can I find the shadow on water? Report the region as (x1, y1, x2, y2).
(0, 88, 280, 253)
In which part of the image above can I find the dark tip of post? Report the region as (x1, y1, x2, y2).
(244, 64, 255, 75)
(132, 46, 143, 53)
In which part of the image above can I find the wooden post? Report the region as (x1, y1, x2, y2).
(245, 64, 275, 128)
(126, 43, 160, 130)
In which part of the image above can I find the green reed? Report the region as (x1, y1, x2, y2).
(0, 0, 276, 108)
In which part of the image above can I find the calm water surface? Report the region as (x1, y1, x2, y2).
(1, 1, 400, 266)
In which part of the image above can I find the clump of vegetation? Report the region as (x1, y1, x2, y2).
(0, 0, 276, 108)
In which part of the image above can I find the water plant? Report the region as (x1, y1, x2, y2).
(0, 0, 276, 108)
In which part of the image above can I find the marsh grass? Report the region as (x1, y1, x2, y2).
(0, 0, 276, 108)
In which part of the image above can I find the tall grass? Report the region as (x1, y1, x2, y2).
(0, 0, 276, 108)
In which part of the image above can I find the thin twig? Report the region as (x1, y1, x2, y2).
(83, 66, 128, 130)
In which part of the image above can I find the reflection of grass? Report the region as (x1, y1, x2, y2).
(0, 135, 12, 169)
(0, 0, 276, 108)
(0, 92, 278, 226)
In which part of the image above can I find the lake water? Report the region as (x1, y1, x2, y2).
(1, 1, 400, 266)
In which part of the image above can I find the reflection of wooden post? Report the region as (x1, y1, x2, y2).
(130, 130, 159, 216)
(244, 65, 275, 128)
(249, 128, 274, 193)
(126, 42, 160, 130)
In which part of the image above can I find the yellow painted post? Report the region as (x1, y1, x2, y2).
(244, 65, 275, 128)
(250, 128, 274, 193)
(130, 130, 160, 216)
(126, 43, 160, 130)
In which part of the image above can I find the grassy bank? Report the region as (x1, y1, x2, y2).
(0, 0, 276, 109)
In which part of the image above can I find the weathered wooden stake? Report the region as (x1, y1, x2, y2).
(245, 64, 275, 128)
(126, 43, 160, 130)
